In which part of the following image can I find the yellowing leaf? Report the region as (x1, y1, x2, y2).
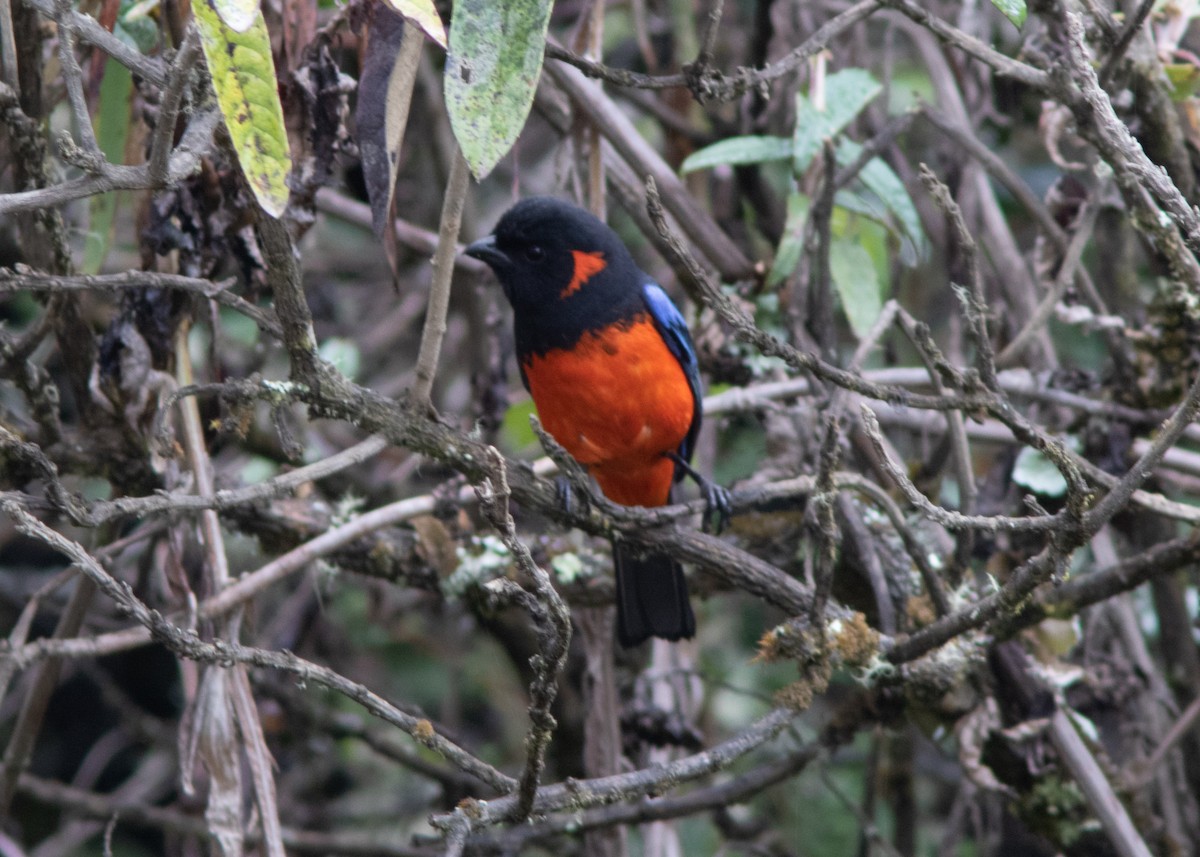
(380, 0, 447, 49)
(1166, 63, 1200, 101)
(194, 0, 292, 218)
(211, 0, 259, 32)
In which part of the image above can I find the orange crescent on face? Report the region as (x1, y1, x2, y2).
(560, 250, 607, 299)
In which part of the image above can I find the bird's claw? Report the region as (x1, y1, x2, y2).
(667, 451, 732, 534)
(554, 475, 581, 517)
(701, 480, 733, 534)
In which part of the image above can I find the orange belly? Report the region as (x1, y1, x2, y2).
(522, 317, 694, 508)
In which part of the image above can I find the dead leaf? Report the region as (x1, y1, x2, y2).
(357, 4, 423, 283)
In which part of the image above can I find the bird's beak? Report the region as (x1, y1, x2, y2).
(464, 234, 510, 269)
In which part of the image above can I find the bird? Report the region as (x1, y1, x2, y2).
(465, 196, 727, 647)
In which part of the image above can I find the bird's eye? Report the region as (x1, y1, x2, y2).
(525, 245, 545, 262)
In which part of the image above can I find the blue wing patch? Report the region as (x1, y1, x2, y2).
(642, 282, 702, 471)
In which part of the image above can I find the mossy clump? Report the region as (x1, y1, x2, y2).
(757, 609, 881, 711)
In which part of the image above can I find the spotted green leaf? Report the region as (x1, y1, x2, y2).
(194, 0, 292, 217)
(445, 0, 553, 179)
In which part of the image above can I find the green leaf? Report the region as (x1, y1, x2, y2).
(380, 0, 447, 48)
(501, 397, 538, 449)
(1013, 446, 1069, 497)
(1165, 63, 1200, 101)
(116, 2, 159, 54)
(990, 0, 1026, 28)
(829, 239, 882, 340)
(83, 57, 133, 275)
(836, 138, 927, 263)
(444, 0, 553, 179)
(195, 0, 293, 217)
(792, 68, 882, 174)
(680, 135, 792, 174)
(319, 337, 362, 380)
(766, 191, 810, 287)
(219, 306, 261, 348)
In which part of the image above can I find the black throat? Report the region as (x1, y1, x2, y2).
(511, 261, 648, 359)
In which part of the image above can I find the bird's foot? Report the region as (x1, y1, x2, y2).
(554, 475, 587, 517)
(668, 452, 732, 534)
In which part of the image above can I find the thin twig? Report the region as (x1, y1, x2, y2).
(0, 574, 97, 816)
(1098, 0, 1156, 85)
(1049, 711, 1154, 857)
(0, 267, 282, 337)
(148, 27, 202, 182)
(997, 193, 1102, 367)
(474, 448, 571, 823)
(875, 0, 1050, 88)
(54, 0, 100, 156)
(0, 500, 518, 794)
(411, 146, 470, 409)
(546, 0, 877, 102)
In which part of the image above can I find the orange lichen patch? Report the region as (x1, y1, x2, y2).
(413, 719, 436, 742)
(560, 250, 607, 299)
(829, 612, 879, 667)
(906, 595, 937, 628)
(774, 667, 831, 712)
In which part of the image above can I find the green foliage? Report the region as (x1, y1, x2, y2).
(1012, 436, 1081, 498)
(714, 416, 768, 484)
(829, 239, 882, 340)
(1025, 776, 1095, 846)
(115, 0, 160, 52)
(840, 138, 927, 264)
(680, 135, 793, 174)
(1165, 63, 1200, 100)
(83, 57, 133, 275)
(767, 191, 811, 287)
(500, 396, 539, 451)
(681, 68, 927, 341)
(990, 0, 1027, 28)
(791, 69, 882, 173)
(445, 0, 554, 178)
(319, 337, 363, 381)
(218, 306, 262, 348)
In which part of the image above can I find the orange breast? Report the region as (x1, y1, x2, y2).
(522, 317, 694, 508)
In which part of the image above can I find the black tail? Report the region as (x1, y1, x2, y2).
(614, 545, 695, 647)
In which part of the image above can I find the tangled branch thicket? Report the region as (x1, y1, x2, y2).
(4, 0, 1200, 855)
